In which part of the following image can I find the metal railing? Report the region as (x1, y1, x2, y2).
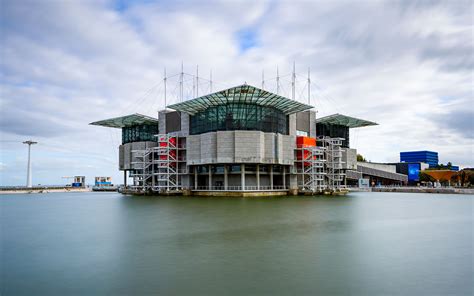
(193, 185, 288, 191)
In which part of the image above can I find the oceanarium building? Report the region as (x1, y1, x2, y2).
(91, 84, 393, 196)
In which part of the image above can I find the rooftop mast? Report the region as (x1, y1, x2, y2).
(292, 62, 296, 100)
(307, 67, 311, 105)
(276, 66, 280, 95)
(210, 69, 213, 93)
(163, 67, 167, 109)
(196, 65, 199, 97)
(180, 62, 184, 102)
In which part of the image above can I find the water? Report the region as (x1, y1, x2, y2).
(1, 192, 472, 295)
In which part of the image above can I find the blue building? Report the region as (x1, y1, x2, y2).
(400, 151, 438, 168)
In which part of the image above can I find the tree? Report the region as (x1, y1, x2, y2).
(468, 172, 474, 187)
(357, 154, 366, 162)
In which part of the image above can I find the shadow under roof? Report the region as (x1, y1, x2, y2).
(316, 113, 378, 128)
(89, 113, 158, 128)
(167, 84, 313, 115)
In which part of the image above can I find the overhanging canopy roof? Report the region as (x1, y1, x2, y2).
(316, 113, 377, 128)
(167, 84, 313, 115)
(89, 113, 158, 128)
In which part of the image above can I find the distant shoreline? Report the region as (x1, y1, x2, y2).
(2, 187, 473, 195)
(351, 187, 474, 195)
(0, 188, 91, 194)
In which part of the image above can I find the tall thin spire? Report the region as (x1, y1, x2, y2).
(192, 67, 196, 98)
(276, 66, 280, 95)
(180, 62, 184, 102)
(307, 67, 311, 105)
(196, 65, 199, 97)
(164, 67, 167, 109)
(292, 61, 296, 100)
(23, 140, 37, 188)
(210, 69, 213, 93)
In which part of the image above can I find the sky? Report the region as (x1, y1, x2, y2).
(0, 0, 473, 186)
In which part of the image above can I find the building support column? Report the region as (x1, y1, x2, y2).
(194, 166, 198, 190)
(208, 165, 212, 190)
(256, 164, 260, 190)
(270, 165, 274, 190)
(241, 164, 245, 191)
(124, 171, 127, 187)
(224, 165, 228, 190)
(283, 166, 286, 189)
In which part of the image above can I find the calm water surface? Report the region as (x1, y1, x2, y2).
(1, 192, 472, 295)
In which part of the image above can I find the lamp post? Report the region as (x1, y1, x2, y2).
(23, 140, 37, 188)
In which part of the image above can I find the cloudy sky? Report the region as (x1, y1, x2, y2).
(1, 0, 472, 186)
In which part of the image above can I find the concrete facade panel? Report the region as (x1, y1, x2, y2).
(235, 131, 262, 163)
(186, 135, 201, 165)
(342, 148, 357, 170)
(200, 132, 217, 163)
(217, 131, 235, 163)
(186, 131, 296, 165)
(158, 110, 166, 134)
(180, 112, 189, 136)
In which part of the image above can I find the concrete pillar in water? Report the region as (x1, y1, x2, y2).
(256, 164, 260, 190)
(194, 166, 198, 190)
(283, 166, 286, 189)
(241, 164, 245, 191)
(208, 165, 212, 189)
(270, 165, 274, 190)
(224, 165, 228, 190)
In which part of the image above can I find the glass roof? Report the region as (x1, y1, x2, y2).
(167, 84, 314, 115)
(316, 113, 378, 128)
(89, 113, 158, 128)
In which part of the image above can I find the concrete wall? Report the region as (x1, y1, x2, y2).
(289, 114, 297, 136)
(342, 148, 357, 170)
(186, 131, 295, 165)
(279, 134, 296, 165)
(180, 112, 189, 136)
(217, 131, 234, 163)
(119, 141, 158, 170)
(187, 135, 201, 163)
(235, 131, 263, 163)
(309, 111, 316, 138)
(357, 161, 397, 173)
(200, 132, 217, 163)
(158, 110, 166, 134)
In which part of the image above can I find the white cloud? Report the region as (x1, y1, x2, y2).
(0, 0, 472, 185)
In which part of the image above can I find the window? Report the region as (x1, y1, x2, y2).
(122, 124, 158, 144)
(190, 103, 288, 135)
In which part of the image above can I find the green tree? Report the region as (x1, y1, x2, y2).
(357, 154, 366, 162)
(468, 172, 474, 187)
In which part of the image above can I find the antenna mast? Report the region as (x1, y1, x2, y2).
(210, 69, 213, 93)
(196, 65, 199, 97)
(276, 66, 280, 95)
(164, 67, 167, 109)
(180, 62, 184, 102)
(262, 70, 265, 89)
(307, 67, 311, 104)
(292, 62, 296, 100)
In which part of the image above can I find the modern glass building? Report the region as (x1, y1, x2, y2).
(400, 151, 439, 168)
(91, 84, 389, 195)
